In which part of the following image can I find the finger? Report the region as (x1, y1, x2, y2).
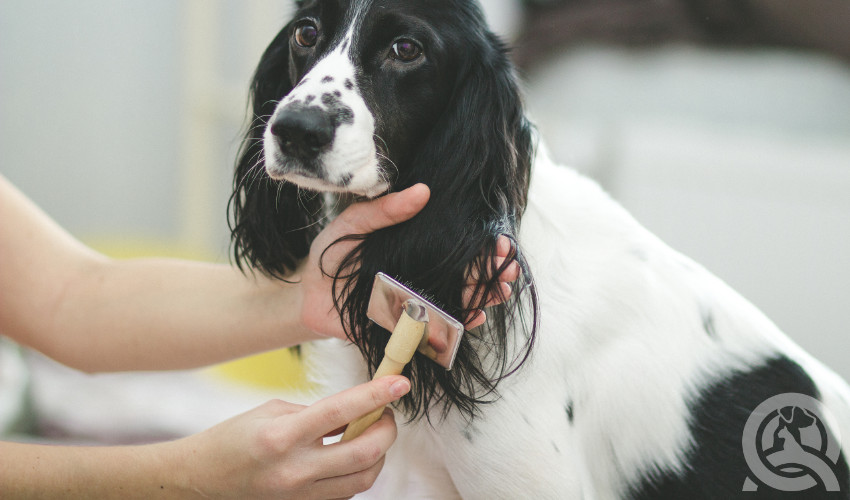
(467, 257, 520, 284)
(321, 409, 397, 477)
(298, 376, 410, 438)
(496, 234, 513, 257)
(462, 282, 512, 309)
(308, 411, 396, 498)
(310, 455, 386, 499)
(492, 282, 514, 306)
(499, 260, 521, 283)
(466, 310, 486, 329)
(335, 184, 430, 236)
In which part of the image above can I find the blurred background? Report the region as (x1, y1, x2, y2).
(1, 0, 848, 443)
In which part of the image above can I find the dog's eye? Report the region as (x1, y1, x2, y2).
(390, 39, 422, 62)
(294, 21, 319, 48)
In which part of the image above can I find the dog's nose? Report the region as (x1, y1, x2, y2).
(270, 107, 334, 160)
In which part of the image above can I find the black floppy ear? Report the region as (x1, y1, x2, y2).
(411, 31, 534, 215)
(229, 27, 323, 278)
(398, 29, 536, 320)
(338, 30, 538, 421)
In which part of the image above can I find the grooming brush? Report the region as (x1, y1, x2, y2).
(341, 272, 464, 441)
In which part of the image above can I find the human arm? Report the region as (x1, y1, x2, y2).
(0, 175, 515, 372)
(0, 173, 315, 371)
(0, 175, 433, 372)
(0, 375, 410, 499)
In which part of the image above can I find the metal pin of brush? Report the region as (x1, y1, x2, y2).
(341, 273, 464, 441)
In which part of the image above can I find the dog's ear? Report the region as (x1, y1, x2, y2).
(411, 31, 534, 219)
(338, 31, 539, 421)
(229, 28, 323, 278)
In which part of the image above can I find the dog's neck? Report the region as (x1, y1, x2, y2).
(323, 191, 361, 219)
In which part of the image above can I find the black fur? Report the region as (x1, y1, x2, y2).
(229, 25, 322, 278)
(628, 356, 850, 499)
(229, 0, 539, 421)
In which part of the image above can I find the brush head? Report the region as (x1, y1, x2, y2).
(367, 272, 465, 370)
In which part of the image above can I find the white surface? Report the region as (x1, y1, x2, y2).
(24, 352, 301, 443)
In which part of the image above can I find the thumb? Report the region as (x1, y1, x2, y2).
(336, 184, 430, 235)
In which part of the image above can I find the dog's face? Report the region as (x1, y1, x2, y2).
(263, 0, 457, 197)
(233, 0, 537, 421)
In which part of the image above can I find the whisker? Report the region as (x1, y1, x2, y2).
(376, 152, 399, 185)
(275, 180, 284, 211)
(373, 134, 398, 188)
(373, 134, 390, 152)
(290, 213, 331, 233)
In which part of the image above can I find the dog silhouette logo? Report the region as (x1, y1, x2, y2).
(742, 393, 843, 492)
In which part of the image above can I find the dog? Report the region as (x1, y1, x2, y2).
(229, 0, 850, 497)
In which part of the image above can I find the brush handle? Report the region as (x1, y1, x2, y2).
(341, 301, 427, 441)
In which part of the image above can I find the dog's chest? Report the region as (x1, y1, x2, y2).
(310, 338, 586, 499)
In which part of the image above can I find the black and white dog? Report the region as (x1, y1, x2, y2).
(230, 1, 850, 497)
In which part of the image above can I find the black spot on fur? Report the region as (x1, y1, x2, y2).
(305, 95, 315, 104)
(344, 78, 354, 90)
(336, 106, 354, 125)
(321, 92, 338, 106)
(462, 428, 474, 443)
(566, 401, 575, 423)
(321, 75, 334, 83)
(334, 90, 342, 97)
(627, 356, 849, 499)
(338, 173, 353, 187)
(320, 92, 354, 125)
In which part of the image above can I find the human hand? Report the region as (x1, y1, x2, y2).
(169, 376, 411, 499)
(299, 184, 520, 339)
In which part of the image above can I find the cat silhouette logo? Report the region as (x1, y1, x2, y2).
(742, 393, 843, 492)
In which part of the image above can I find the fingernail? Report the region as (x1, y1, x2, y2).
(389, 378, 411, 398)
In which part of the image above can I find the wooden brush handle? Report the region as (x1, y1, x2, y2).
(341, 301, 427, 441)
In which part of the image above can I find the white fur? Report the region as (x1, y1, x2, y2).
(307, 147, 850, 499)
(264, 34, 387, 197)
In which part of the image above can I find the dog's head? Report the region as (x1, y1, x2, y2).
(231, 0, 538, 421)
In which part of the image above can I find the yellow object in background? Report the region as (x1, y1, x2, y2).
(87, 236, 310, 391)
(209, 348, 310, 390)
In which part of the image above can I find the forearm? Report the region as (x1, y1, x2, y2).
(0, 440, 193, 499)
(44, 257, 320, 372)
(1, 174, 321, 371)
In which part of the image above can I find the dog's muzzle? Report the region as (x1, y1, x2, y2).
(269, 104, 335, 161)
